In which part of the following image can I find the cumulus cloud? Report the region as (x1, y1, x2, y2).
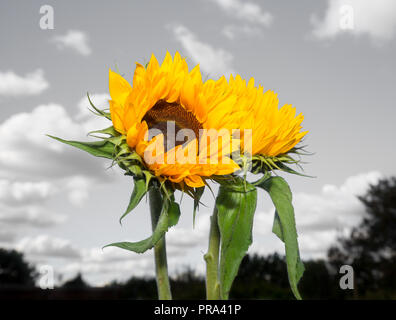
(59, 215, 211, 285)
(16, 235, 81, 259)
(222, 24, 261, 40)
(0, 103, 109, 180)
(253, 171, 383, 259)
(0, 204, 66, 228)
(0, 176, 93, 227)
(5, 235, 152, 285)
(171, 24, 236, 78)
(53, 245, 154, 285)
(311, 0, 396, 42)
(166, 213, 209, 250)
(209, 0, 273, 26)
(52, 30, 92, 56)
(0, 102, 115, 233)
(0, 179, 54, 205)
(0, 69, 49, 96)
(207, 0, 272, 40)
(59, 257, 153, 286)
(64, 175, 91, 207)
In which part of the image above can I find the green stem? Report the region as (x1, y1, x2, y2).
(149, 188, 172, 300)
(204, 206, 221, 300)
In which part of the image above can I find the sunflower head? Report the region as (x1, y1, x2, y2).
(227, 74, 308, 175)
(107, 52, 241, 191)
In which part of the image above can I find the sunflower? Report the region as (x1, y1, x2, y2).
(227, 74, 307, 163)
(108, 52, 241, 188)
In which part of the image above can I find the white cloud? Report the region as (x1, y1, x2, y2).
(55, 246, 154, 286)
(0, 69, 49, 96)
(84, 246, 135, 264)
(0, 204, 66, 228)
(311, 0, 396, 42)
(58, 214, 212, 286)
(64, 175, 91, 207)
(209, 0, 273, 26)
(0, 103, 110, 180)
(59, 258, 153, 286)
(52, 30, 92, 56)
(16, 235, 81, 259)
(166, 213, 209, 250)
(253, 171, 383, 259)
(222, 24, 261, 40)
(171, 24, 236, 78)
(0, 179, 54, 205)
(0, 102, 115, 230)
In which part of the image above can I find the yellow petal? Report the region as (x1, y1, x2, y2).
(184, 175, 204, 188)
(109, 69, 132, 106)
(109, 100, 126, 134)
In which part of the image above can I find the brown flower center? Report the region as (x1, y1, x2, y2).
(142, 100, 202, 150)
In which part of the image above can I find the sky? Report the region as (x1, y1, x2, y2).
(0, 0, 395, 286)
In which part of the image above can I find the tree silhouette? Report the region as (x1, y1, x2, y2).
(231, 253, 293, 299)
(61, 273, 89, 289)
(0, 248, 36, 287)
(328, 177, 396, 298)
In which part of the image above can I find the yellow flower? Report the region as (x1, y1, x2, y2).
(228, 75, 307, 157)
(108, 52, 240, 188)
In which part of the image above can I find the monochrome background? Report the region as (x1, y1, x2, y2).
(0, 0, 395, 285)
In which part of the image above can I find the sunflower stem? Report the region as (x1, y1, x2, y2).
(204, 206, 221, 300)
(149, 187, 172, 300)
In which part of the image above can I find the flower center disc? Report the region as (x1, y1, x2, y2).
(143, 100, 202, 150)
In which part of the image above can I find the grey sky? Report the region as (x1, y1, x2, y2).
(0, 0, 395, 285)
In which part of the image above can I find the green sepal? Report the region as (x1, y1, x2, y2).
(250, 153, 313, 178)
(87, 92, 111, 120)
(88, 125, 120, 138)
(216, 178, 257, 299)
(104, 196, 181, 254)
(119, 178, 148, 224)
(47, 135, 115, 159)
(105, 135, 125, 146)
(276, 162, 315, 178)
(257, 176, 304, 300)
(193, 187, 205, 227)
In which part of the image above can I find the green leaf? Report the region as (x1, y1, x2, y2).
(119, 178, 148, 224)
(105, 197, 181, 254)
(167, 200, 181, 227)
(193, 187, 205, 227)
(257, 176, 304, 300)
(47, 135, 115, 159)
(272, 211, 284, 240)
(216, 180, 257, 299)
